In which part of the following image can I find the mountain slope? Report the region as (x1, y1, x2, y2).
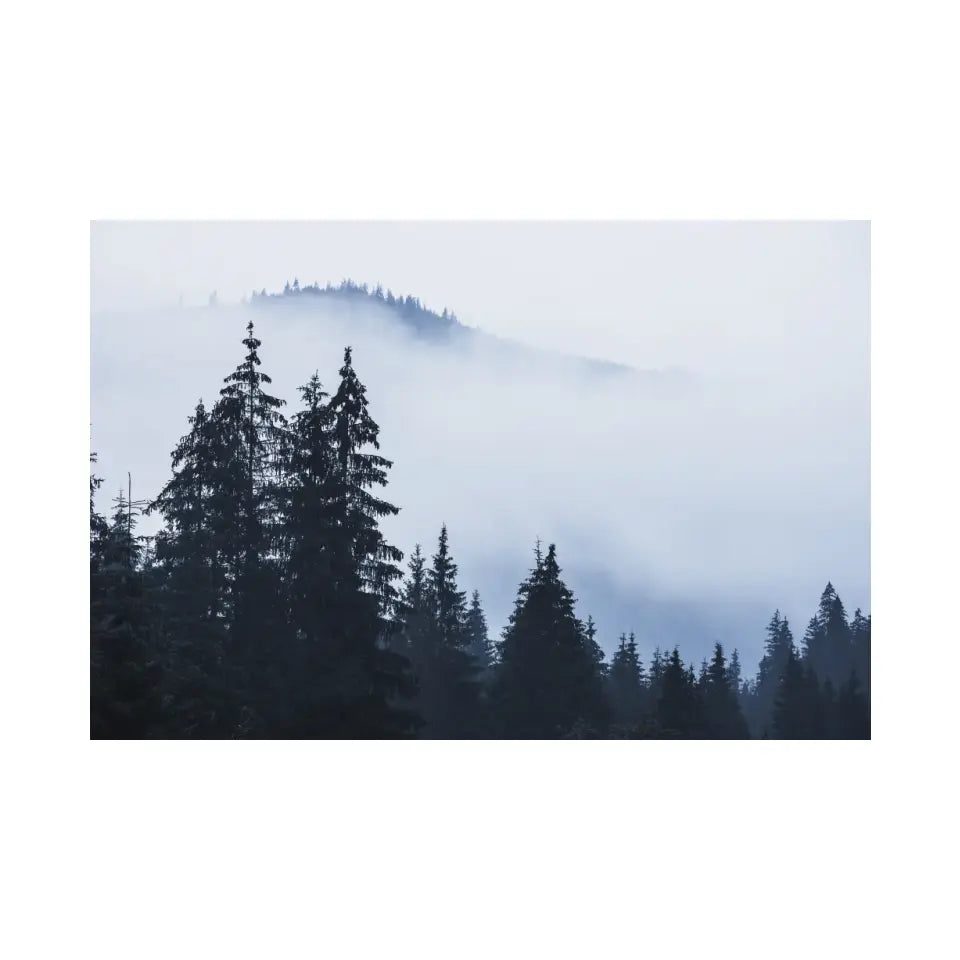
(249, 278, 688, 382)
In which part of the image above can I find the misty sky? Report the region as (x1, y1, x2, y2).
(90, 221, 870, 670)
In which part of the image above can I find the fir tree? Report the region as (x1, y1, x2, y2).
(429, 524, 468, 647)
(647, 646, 666, 702)
(584, 615, 608, 677)
(772, 645, 810, 739)
(464, 589, 494, 676)
(657, 648, 695, 737)
(726, 648, 743, 695)
(90, 487, 165, 737)
(804, 583, 852, 686)
(608, 631, 645, 730)
(702, 643, 749, 738)
(746, 610, 795, 737)
(148, 400, 233, 735)
(492, 543, 608, 738)
(849, 608, 871, 701)
(408, 525, 481, 737)
(280, 352, 416, 737)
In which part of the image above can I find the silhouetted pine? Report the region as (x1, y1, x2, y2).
(772, 645, 811, 739)
(584, 615, 609, 679)
(702, 643, 749, 738)
(647, 647, 666, 703)
(656, 648, 697, 737)
(803, 583, 852, 687)
(148, 400, 232, 735)
(200, 321, 290, 732)
(282, 350, 416, 737)
(399, 544, 431, 654)
(492, 543, 608, 737)
(744, 610, 795, 737)
(406, 526, 482, 737)
(726, 647, 743, 695)
(277, 372, 363, 735)
(90, 454, 109, 557)
(849, 608, 871, 702)
(464, 589, 494, 676)
(608, 632, 645, 729)
(90, 487, 165, 738)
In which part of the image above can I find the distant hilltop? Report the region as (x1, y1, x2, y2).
(249, 277, 466, 342)
(247, 278, 689, 382)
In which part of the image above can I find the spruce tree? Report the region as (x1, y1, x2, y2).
(429, 524, 468, 648)
(189, 320, 290, 733)
(725, 648, 743, 695)
(656, 648, 695, 737)
(327, 347, 405, 622)
(647, 646, 666, 704)
(280, 352, 416, 737)
(408, 525, 481, 737)
(849, 608, 871, 702)
(492, 543, 608, 738)
(464, 589, 494, 676)
(747, 610, 795, 737)
(584, 615, 608, 677)
(608, 631, 645, 730)
(772, 645, 810, 739)
(702, 643, 749, 738)
(90, 487, 165, 738)
(148, 400, 232, 735)
(804, 583, 852, 686)
(399, 544, 431, 658)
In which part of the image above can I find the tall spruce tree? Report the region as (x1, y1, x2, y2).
(148, 400, 232, 735)
(804, 583, 852, 686)
(90, 486, 165, 738)
(772, 645, 813, 739)
(328, 347, 406, 622)
(608, 632, 645, 729)
(280, 351, 416, 737)
(849, 608, 871, 702)
(657, 647, 695, 737)
(492, 543, 608, 738)
(407, 525, 482, 737)
(199, 320, 290, 733)
(745, 610, 795, 737)
(464, 589, 494, 676)
(726, 648, 743, 696)
(584, 615, 608, 677)
(702, 643, 749, 738)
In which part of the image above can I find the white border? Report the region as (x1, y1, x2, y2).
(4, 2, 957, 957)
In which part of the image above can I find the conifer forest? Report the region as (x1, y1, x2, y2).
(90, 308, 871, 739)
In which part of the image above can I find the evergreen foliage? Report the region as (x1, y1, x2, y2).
(491, 544, 608, 737)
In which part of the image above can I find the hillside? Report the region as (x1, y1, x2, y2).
(249, 278, 670, 380)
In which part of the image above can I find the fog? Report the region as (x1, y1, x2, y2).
(90, 222, 870, 672)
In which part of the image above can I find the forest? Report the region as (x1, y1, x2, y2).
(90, 318, 871, 739)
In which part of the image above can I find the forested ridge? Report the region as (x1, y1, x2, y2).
(244, 278, 635, 375)
(90, 319, 870, 739)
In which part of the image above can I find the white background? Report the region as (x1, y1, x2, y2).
(2, 1, 958, 958)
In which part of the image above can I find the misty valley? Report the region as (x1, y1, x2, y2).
(90, 282, 870, 738)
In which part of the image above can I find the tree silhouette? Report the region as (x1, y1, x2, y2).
(492, 543, 608, 737)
